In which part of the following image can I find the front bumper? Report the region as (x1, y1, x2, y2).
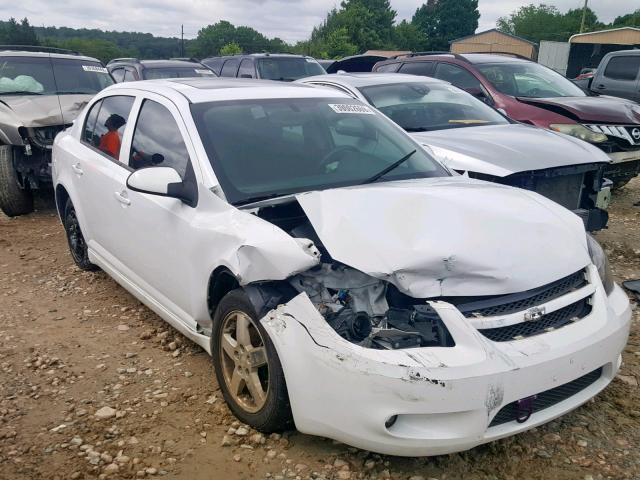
(261, 267, 631, 457)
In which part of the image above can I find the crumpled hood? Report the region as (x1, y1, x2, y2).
(411, 124, 610, 177)
(0, 94, 93, 127)
(295, 177, 590, 298)
(517, 95, 640, 124)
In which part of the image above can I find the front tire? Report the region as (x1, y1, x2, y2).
(212, 289, 293, 432)
(0, 145, 34, 217)
(63, 199, 98, 271)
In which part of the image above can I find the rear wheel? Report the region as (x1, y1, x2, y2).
(0, 145, 34, 217)
(212, 289, 293, 432)
(63, 199, 98, 271)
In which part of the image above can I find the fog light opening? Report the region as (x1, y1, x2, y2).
(384, 415, 398, 430)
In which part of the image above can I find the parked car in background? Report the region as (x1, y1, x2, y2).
(0, 46, 113, 216)
(299, 73, 612, 231)
(589, 50, 640, 103)
(107, 58, 215, 82)
(572, 67, 596, 89)
(201, 53, 324, 81)
(53, 78, 630, 457)
(373, 53, 640, 189)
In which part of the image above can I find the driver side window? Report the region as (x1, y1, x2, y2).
(129, 99, 190, 178)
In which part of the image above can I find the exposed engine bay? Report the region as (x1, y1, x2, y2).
(250, 199, 454, 350)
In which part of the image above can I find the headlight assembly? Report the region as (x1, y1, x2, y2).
(586, 234, 615, 295)
(549, 124, 607, 143)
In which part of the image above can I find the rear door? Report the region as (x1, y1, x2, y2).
(72, 94, 136, 254)
(592, 54, 640, 102)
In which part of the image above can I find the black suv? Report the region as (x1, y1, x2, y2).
(106, 58, 215, 82)
(201, 53, 325, 81)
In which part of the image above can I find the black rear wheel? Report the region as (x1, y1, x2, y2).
(0, 145, 34, 217)
(63, 199, 98, 271)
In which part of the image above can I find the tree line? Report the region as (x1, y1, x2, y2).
(0, 2, 638, 63)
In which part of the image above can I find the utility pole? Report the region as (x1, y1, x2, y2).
(579, 0, 588, 33)
(181, 24, 184, 57)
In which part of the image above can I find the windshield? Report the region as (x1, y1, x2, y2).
(142, 66, 215, 80)
(257, 57, 325, 81)
(360, 82, 508, 132)
(0, 56, 113, 95)
(477, 62, 586, 98)
(191, 98, 448, 205)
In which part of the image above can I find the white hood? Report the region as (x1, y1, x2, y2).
(295, 177, 590, 298)
(411, 124, 610, 177)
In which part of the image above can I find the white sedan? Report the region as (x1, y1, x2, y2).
(52, 78, 631, 457)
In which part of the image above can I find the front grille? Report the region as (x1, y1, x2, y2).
(489, 367, 603, 427)
(457, 269, 587, 319)
(478, 296, 591, 342)
(585, 124, 640, 147)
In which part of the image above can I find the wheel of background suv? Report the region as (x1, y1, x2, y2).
(212, 289, 293, 432)
(0, 145, 34, 217)
(63, 198, 98, 271)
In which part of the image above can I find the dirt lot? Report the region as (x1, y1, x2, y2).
(0, 180, 638, 480)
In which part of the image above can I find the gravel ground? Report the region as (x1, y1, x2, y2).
(0, 179, 638, 480)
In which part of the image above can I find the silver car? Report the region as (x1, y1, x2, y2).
(0, 47, 113, 216)
(298, 73, 613, 231)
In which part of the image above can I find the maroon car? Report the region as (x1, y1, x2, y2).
(373, 53, 640, 188)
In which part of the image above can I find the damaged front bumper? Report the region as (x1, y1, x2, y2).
(261, 266, 631, 457)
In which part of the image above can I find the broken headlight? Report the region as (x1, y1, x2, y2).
(549, 124, 607, 144)
(586, 234, 614, 295)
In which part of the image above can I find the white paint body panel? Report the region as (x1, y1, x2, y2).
(52, 79, 631, 457)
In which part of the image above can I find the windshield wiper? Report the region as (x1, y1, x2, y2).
(361, 149, 417, 185)
(1, 91, 43, 95)
(57, 91, 94, 95)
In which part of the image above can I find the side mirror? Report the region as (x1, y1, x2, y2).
(126, 167, 197, 207)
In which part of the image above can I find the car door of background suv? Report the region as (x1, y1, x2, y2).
(112, 92, 203, 331)
(592, 55, 640, 102)
(72, 94, 136, 260)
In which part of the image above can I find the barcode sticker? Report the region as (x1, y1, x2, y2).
(328, 104, 375, 115)
(82, 65, 108, 73)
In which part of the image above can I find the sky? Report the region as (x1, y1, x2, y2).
(0, 0, 634, 43)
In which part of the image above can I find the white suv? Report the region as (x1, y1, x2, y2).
(52, 78, 631, 457)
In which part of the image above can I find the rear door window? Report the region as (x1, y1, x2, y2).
(110, 68, 125, 82)
(434, 63, 481, 90)
(82, 100, 102, 146)
(220, 58, 240, 77)
(238, 59, 255, 78)
(603, 56, 640, 81)
(129, 99, 190, 178)
(398, 62, 434, 76)
(123, 68, 136, 82)
(92, 96, 135, 160)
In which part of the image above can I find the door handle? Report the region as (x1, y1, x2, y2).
(114, 190, 131, 206)
(596, 84, 606, 89)
(71, 163, 83, 176)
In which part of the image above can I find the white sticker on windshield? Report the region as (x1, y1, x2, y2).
(195, 69, 214, 75)
(328, 104, 375, 115)
(305, 58, 315, 63)
(82, 65, 108, 74)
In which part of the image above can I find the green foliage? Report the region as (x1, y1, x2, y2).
(325, 27, 358, 58)
(393, 20, 427, 51)
(413, 0, 479, 50)
(497, 4, 605, 43)
(189, 21, 286, 58)
(611, 9, 640, 28)
(219, 42, 242, 56)
(0, 17, 39, 45)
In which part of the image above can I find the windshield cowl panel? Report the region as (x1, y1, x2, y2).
(191, 97, 449, 206)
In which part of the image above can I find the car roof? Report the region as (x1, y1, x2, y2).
(204, 53, 313, 61)
(103, 77, 351, 103)
(300, 72, 447, 88)
(604, 49, 640, 57)
(139, 59, 206, 68)
(0, 50, 101, 63)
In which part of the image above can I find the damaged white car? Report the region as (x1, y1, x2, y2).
(52, 78, 631, 457)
